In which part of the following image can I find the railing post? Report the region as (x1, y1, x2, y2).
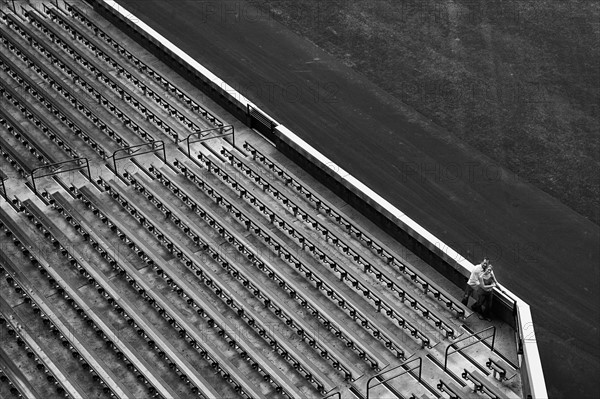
(161, 142, 167, 164)
(30, 170, 37, 193)
(186, 133, 192, 157)
(112, 151, 118, 175)
(366, 374, 375, 399)
(84, 158, 91, 180)
(0, 178, 6, 201)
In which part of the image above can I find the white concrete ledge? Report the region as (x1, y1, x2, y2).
(100, 0, 256, 107)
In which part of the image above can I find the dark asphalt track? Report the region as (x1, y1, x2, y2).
(117, 1, 599, 397)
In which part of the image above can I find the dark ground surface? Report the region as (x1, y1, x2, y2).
(114, 0, 599, 397)
(248, 0, 600, 227)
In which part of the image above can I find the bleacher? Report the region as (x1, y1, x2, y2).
(0, 1, 525, 398)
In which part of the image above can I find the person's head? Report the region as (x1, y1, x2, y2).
(483, 263, 493, 273)
(482, 257, 490, 266)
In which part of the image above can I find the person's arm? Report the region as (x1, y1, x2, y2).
(490, 272, 504, 292)
(478, 274, 487, 288)
(479, 273, 496, 289)
(490, 271, 499, 286)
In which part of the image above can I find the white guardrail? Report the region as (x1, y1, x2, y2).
(92, 1, 547, 397)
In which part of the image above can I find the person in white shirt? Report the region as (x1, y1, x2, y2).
(461, 257, 489, 306)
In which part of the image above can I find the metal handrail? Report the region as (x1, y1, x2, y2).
(0, 171, 7, 201)
(366, 357, 422, 399)
(181, 125, 234, 157)
(444, 325, 496, 371)
(30, 157, 90, 192)
(110, 141, 165, 175)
